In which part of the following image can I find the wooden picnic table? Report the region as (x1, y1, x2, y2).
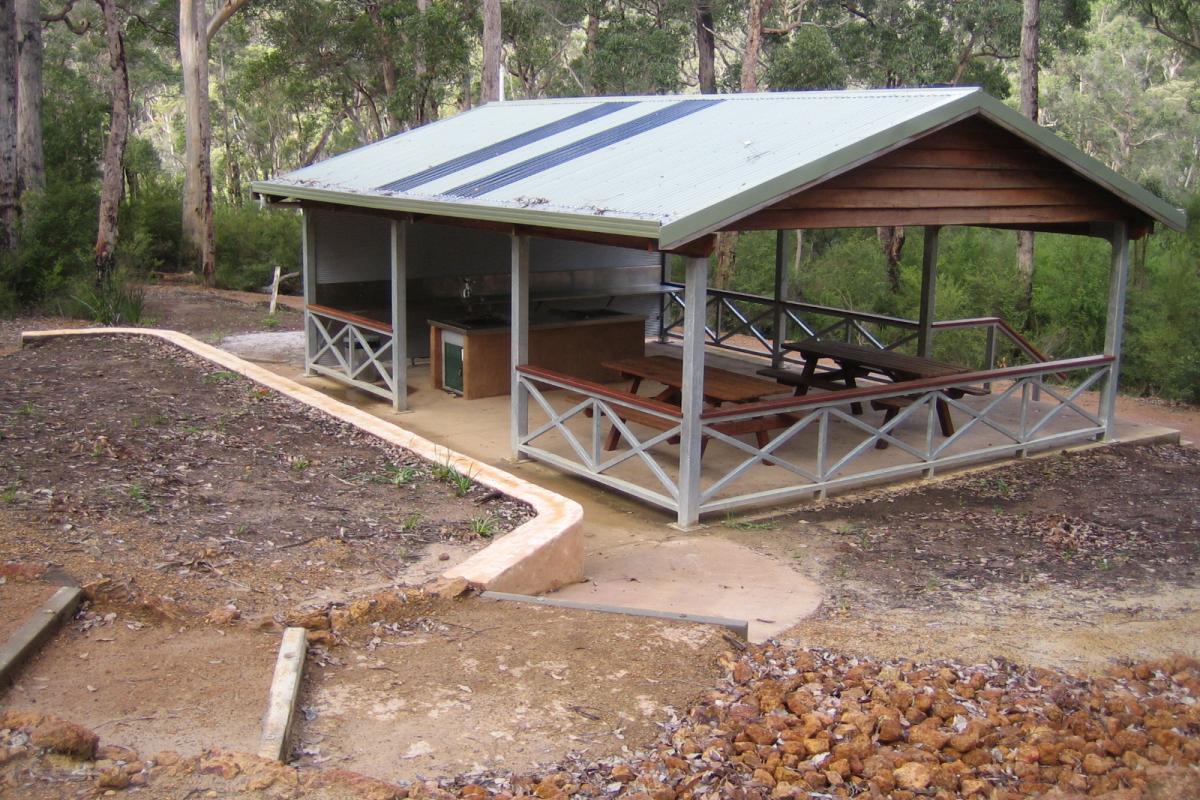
(780, 339, 982, 442)
(599, 355, 786, 451)
(602, 355, 784, 406)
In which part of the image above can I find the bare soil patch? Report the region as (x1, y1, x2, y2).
(0, 580, 57, 642)
(140, 285, 303, 344)
(294, 596, 729, 784)
(719, 442, 1199, 671)
(2, 609, 278, 756)
(0, 335, 531, 619)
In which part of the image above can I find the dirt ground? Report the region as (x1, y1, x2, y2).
(718, 442, 1200, 671)
(4, 608, 279, 755)
(0, 334, 531, 619)
(294, 596, 729, 784)
(0, 580, 56, 642)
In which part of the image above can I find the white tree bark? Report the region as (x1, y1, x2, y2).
(180, 0, 215, 281)
(481, 0, 501, 103)
(1017, 0, 1040, 318)
(95, 0, 130, 280)
(15, 0, 42, 194)
(0, 0, 17, 250)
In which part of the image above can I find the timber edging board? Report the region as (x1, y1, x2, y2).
(259, 627, 308, 762)
(0, 586, 83, 689)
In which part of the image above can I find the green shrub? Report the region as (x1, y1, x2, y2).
(62, 271, 146, 325)
(0, 183, 98, 310)
(213, 203, 301, 291)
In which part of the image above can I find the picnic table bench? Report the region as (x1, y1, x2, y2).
(598, 356, 790, 453)
(774, 340, 989, 448)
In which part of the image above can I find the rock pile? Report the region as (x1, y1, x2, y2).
(567, 646, 1200, 800)
(3, 647, 1198, 799)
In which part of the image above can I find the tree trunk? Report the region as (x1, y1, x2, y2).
(413, 0, 435, 124)
(95, 0, 129, 282)
(366, 1, 399, 131)
(878, 226, 906, 293)
(481, 0, 501, 104)
(740, 0, 772, 91)
(695, 0, 716, 93)
(15, 0, 42, 195)
(1017, 0, 1039, 324)
(0, 0, 17, 250)
(180, 0, 215, 282)
(714, 0, 774, 290)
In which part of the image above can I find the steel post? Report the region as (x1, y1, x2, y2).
(510, 235, 531, 457)
(389, 221, 407, 412)
(677, 255, 709, 528)
(1099, 222, 1130, 439)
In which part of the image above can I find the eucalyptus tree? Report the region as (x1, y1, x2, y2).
(94, 0, 129, 281)
(16, 0, 42, 194)
(180, 0, 254, 283)
(1042, 2, 1199, 201)
(1121, 0, 1200, 58)
(1, 0, 16, 249)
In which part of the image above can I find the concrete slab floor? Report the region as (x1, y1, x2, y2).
(234, 339, 1176, 643)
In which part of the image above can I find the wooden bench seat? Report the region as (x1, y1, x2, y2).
(599, 402, 801, 462)
(756, 366, 867, 415)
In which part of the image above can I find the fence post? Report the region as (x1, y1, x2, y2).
(301, 210, 317, 376)
(677, 255, 709, 529)
(510, 235, 531, 458)
(1099, 222, 1130, 439)
(772, 230, 786, 367)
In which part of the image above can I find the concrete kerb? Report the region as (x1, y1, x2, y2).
(259, 627, 308, 762)
(0, 586, 83, 689)
(20, 328, 584, 596)
(480, 590, 749, 640)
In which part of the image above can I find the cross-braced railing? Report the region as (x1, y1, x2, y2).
(695, 355, 1113, 514)
(660, 284, 1057, 375)
(306, 304, 396, 402)
(515, 366, 684, 512)
(514, 355, 1113, 520)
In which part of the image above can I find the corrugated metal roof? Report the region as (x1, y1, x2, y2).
(251, 88, 1186, 249)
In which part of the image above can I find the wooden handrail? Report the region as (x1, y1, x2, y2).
(700, 354, 1114, 422)
(932, 315, 1054, 364)
(307, 304, 393, 335)
(516, 365, 683, 419)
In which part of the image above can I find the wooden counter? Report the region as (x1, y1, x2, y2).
(429, 315, 646, 399)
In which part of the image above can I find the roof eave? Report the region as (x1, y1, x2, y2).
(248, 181, 664, 241)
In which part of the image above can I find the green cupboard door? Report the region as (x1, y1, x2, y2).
(444, 342, 464, 394)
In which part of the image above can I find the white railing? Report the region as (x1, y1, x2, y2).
(515, 355, 1113, 519)
(306, 304, 396, 402)
(694, 355, 1112, 514)
(515, 365, 684, 512)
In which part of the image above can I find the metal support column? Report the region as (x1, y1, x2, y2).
(917, 226, 940, 357)
(389, 220, 407, 412)
(301, 210, 318, 376)
(771, 230, 786, 367)
(510, 235, 531, 458)
(1099, 222, 1130, 439)
(677, 255, 709, 529)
